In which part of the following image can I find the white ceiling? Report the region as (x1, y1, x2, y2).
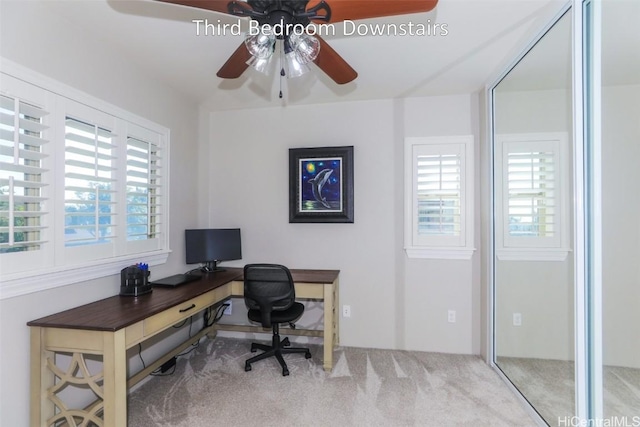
(494, 0, 640, 93)
(40, 0, 570, 110)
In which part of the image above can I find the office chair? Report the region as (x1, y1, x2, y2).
(243, 264, 312, 376)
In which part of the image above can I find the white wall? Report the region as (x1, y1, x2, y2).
(206, 94, 481, 354)
(601, 84, 640, 369)
(0, 2, 201, 425)
(401, 95, 482, 354)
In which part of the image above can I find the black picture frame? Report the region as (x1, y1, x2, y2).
(289, 146, 354, 223)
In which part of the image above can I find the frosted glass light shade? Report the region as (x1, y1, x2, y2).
(289, 33, 320, 63)
(246, 55, 272, 74)
(284, 52, 311, 78)
(244, 33, 276, 59)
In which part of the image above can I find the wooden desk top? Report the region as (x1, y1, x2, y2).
(27, 268, 339, 332)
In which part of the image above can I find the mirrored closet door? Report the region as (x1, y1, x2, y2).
(491, 0, 639, 424)
(598, 0, 640, 420)
(492, 7, 575, 424)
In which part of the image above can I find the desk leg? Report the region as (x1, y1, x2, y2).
(323, 281, 337, 371)
(333, 277, 340, 347)
(30, 327, 54, 427)
(102, 329, 127, 427)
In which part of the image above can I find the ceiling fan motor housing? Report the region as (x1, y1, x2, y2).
(230, 0, 331, 37)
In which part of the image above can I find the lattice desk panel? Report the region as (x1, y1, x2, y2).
(46, 352, 105, 427)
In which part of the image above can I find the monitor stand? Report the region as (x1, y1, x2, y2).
(203, 261, 226, 273)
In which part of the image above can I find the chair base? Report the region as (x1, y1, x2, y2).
(245, 329, 312, 376)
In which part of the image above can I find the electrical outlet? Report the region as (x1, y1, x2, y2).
(513, 313, 522, 326)
(223, 300, 232, 315)
(448, 310, 456, 323)
(342, 305, 351, 318)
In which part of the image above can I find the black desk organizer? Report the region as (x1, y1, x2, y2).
(120, 265, 152, 296)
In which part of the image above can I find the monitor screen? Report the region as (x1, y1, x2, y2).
(185, 228, 242, 272)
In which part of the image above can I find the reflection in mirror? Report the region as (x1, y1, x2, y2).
(600, 0, 640, 419)
(492, 9, 574, 424)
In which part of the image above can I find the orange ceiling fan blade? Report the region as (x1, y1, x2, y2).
(310, 0, 438, 24)
(153, 0, 232, 14)
(216, 42, 252, 78)
(313, 36, 358, 84)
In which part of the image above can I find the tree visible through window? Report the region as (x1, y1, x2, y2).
(1, 69, 170, 295)
(0, 95, 48, 253)
(126, 137, 162, 241)
(64, 117, 115, 247)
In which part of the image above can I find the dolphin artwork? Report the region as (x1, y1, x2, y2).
(308, 168, 334, 209)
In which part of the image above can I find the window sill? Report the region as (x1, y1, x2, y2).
(405, 247, 476, 260)
(496, 248, 570, 261)
(0, 250, 170, 300)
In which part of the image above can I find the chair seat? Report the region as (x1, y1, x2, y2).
(247, 301, 304, 325)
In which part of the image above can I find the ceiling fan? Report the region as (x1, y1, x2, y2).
(155, 0, 439, 85)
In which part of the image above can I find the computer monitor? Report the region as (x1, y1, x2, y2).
(185, 228, 242, 272)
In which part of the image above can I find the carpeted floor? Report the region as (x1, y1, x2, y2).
(497, 357, 640, 427)
(496, 357, 575, 425)
(128, 337, 537, 427)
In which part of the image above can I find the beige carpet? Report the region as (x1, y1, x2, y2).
(497, 357, 640, 427)
(128, 337, 536, 426)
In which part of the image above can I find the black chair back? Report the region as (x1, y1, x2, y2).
(243, 264, 296, 328)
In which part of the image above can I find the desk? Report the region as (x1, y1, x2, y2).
(27, 268, 339, 427)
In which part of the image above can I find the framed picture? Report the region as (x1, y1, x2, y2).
(289, 146, 354, 223)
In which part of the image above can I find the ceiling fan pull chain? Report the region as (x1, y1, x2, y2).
(279, 39, 285, 99)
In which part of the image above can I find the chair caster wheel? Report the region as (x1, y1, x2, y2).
(305, 352, 312, 359)
(282, 369, 289, 376)
(250, 344, 257, 353)
(245, 363, 252, 372)
(282, 337, 290, 347)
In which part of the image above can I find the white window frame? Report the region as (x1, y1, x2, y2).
(0, 59, 170, 299)
(124, 123, 165, 252)
(494, 132, 570, 261)
(58, 98, 119, 265)
(404, 135, 475, 260)
(0, 75, 54, 275)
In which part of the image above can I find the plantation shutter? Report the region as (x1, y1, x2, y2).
(506, 148, 556, 238)
(64, 117, 117, 246)
(416, 153, 461, 237)
(495, 134, 568, 259)
(0, 94, 49, 253)
(126, 136, 162, 241)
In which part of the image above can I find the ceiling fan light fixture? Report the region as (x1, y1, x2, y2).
(283, 36, 311, 78)
(244, 33, 276, 59)
(246, 55, 273, 74)
(284, 51, 311, 78)
(288, 33, 320, 64)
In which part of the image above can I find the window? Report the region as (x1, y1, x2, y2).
(0, 93, 49, 255)
(0, 64, 169, 298)
(416, 153, 461, 238)
(64, 117, 116, 248)
(125, 127, 163, 244)
(495, 133, 569, 260)
(506, 149, 556, 238)
(404, 136, 475, 259)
